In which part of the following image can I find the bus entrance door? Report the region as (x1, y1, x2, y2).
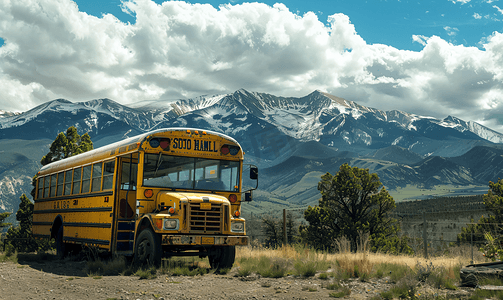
(114, 155, 138, 254)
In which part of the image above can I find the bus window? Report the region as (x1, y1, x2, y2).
(82, 165, 91, 193)
(220, 162, 239, 192)
(91, 163, 102, 192)
(72, 167, 82, 195)
(64, 170, 72, 195)
(50, 174, 57, 197)
(103, 161, 115, 190)
(56, 172, 64, 196)
(37, 176, 44, 199)
(44, 175, 50, 198)
(120, 162, 138, 191)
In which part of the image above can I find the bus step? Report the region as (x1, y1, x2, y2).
(115, 250, 133, 256)
(117, 240, 134, 251)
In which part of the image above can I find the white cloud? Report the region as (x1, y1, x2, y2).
(494, 5, 503, 14)
(0, 0, 503, 133)
(473, 12, 482, 19)
(444, 26, 459, 36)
(450, 0, 471, 3)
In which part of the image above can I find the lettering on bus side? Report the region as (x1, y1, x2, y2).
(171, 138, 218, 153)
(54, 200, 71, 209)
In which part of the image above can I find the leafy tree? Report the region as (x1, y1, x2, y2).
(458, 179, 503, 260)
(300, 164, 400, 252)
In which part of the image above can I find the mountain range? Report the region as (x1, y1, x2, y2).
(1, 89, 502, 214)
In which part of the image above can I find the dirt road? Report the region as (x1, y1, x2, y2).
(0, 256, 473, 300)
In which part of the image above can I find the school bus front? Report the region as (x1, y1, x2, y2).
(132, 129, 252, 268)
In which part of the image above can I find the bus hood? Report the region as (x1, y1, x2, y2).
(156, 192, 229, 208)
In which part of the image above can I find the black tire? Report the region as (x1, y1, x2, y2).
(134, 228, 161, 267)
(209, 246, 235, 270)
(55, 226, 66, 259)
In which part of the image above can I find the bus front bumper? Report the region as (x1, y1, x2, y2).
(161, 235, 248, 246)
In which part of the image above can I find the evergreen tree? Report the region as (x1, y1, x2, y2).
(6, 194, 40, 252)
(458, 179, 503, 260)
(300, 164, 402, 252)
(0, 212, 11, 228)
(40, 126, 93, 166)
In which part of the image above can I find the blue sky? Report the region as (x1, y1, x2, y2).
(71, 0, 503, 51)
(1, 0, 503, 133)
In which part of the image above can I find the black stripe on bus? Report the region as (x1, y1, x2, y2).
(63, 222, 112, 228)
(32, 222, 53, 226)
(33, 207, 113, 214)
(32, 222, 112, 228)
(64, 237, 110, 245)
(34, 191, 114, 203)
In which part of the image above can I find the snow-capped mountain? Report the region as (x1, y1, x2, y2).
(1, 89, 503, 213)
(0, 110, 20, 118)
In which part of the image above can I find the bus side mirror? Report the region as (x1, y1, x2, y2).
(245, 191, 252, 202)
(250, 167, 258, 180)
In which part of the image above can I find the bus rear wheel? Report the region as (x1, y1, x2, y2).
(55, 226, 67, 259)
(208, 246, 235, 270)
(134, 228, 161, 267)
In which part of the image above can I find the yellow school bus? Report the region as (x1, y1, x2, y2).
(32, 128, 257, 268)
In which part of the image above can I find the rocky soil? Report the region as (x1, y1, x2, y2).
(0, 257, 476, 300)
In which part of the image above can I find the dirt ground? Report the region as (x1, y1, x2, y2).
(0, 255, 476, 300)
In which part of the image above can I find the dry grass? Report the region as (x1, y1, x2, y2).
(236, 243, 477, 283)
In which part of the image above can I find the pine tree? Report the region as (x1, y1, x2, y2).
(6, 194, 39, 252)
(458, 179, 503, 260)
(40, 126, 93, 166)
(0, 212, 11, 228)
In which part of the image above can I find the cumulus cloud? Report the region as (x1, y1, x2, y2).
(0, 0, 503, 133)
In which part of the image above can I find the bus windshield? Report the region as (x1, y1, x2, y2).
(143, 153, 240, 192)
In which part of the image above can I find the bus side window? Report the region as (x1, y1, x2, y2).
(37, 176, 44, 199)
(91, 163, 102, 192)
(64, 170, 72, 195)
(103, 161, 115, 190)
(50, 174, 57, 197)
(72, 167, 82, 195)
(44, 175, 50, 198)
(56, 171, 64, 196)
(82, 165, 91, 193)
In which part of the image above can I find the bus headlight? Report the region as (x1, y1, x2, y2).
(163, 219, 179, 230)
(230, 221, 244, 233)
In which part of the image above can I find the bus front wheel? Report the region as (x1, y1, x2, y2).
(209, 246, 235, 270)
(134, 228, 161, 267)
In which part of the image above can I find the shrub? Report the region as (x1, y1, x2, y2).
(135, 266, 157, 279)
(86, 256, 129, 276)
(293, 258, 318, 277)
(255, 256, 289, 278)
(375, 262, 412, 283)
(328, 286, 351, 298)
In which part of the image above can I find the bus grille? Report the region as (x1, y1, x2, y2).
(188, 203, 222, 233)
